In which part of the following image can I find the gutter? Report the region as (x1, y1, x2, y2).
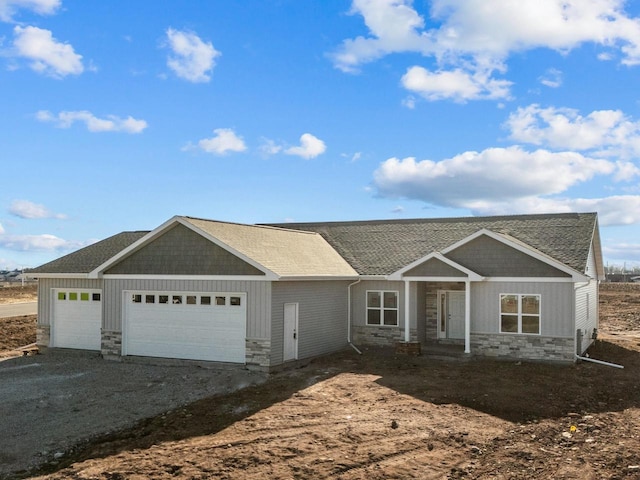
(347, 278, 362, 354)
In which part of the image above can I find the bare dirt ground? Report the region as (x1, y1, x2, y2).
(0, 284, 37, 305)
(1, 284, 640, 479)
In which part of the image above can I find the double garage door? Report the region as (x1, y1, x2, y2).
(123, 291, 247, 363)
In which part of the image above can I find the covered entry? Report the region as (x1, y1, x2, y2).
(123, 291, 247, 363)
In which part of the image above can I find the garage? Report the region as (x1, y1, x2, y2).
(123, 291, 247, 363)
(51, 289, 102, 350)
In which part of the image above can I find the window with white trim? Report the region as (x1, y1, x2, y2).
(366, 290, 399, 326)
(500, 294, 540, 334)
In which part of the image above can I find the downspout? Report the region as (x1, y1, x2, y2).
(347, 279, 362, 354)
(575, 354, 623, 369)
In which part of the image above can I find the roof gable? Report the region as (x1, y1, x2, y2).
(105, 223, 265, 276)
(443, 230, 574, 278)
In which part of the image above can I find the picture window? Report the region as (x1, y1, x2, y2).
(366, 291, 398, 326)
(500, 294, 540, 335)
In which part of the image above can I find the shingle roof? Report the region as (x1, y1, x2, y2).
(266, 213, 598, 275)
(181, 217, 358, 278)
(29, 231, 149, 274)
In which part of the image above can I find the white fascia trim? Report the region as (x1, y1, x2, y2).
(484, 276, 582, 283)
(442, 228, 584, 280)
(358, 275, 387, 280)
(388, 252, 483, 281)
(89, 215, 183, 278)
(25, 273, 88, 279)
(89, 216, 277, 279)
(103, 274, 276, 281)
(178, 217, 279, 278)
(402, 275, 482, 283)
(277, 275, 360, 281)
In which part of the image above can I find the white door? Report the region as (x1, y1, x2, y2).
(447, 291, 465, 339)
(283, 303, 298, 361)
(438, 291, 465, 340)
(51, 289, 102, 350)
(124, 291, 246, 363)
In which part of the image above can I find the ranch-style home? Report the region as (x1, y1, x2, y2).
(28, 212, 604, 369)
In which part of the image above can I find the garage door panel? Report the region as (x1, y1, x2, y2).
(52, 289, 102, 351)
(124, 291, 246, 363)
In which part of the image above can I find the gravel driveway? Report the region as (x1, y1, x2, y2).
(0, 349, 266, 478)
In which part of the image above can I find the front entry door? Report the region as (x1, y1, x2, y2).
(438, 291, 465, 340)
(283, 303, 299, 361)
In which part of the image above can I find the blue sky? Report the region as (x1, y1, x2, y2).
(2, 0, 640, 270)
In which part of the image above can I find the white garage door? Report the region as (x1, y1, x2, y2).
(52, 289, 102, 351)
(123, 291, 247, 363)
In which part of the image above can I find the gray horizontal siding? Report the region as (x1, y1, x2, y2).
(575, 280, 598, 354)
(271, 281, 350, 366)
(405, 258, 466, 277)
(37, 278, 103, 327)
(471, 281, 574, 337)
(351, 280, 406, 329)
(103, 278, 271, 338)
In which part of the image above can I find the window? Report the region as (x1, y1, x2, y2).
(172, 295, 183, 304)
(80, 292, 89, 301)
(366, 290, 398, 326)
(145, 295, 155, 304)
(186, 295, 197, 305)
(132, 294, 142, 303)
(230, 296, 241, 306)
(58, 292, 66, 301)
(215, 296, 226, 306)
(159, 295, 169, 304)
(92, 293, 101, 302)
(500, 294, 540, 334)
(69, 292, 78, 301)
(201, 296, 211, 305)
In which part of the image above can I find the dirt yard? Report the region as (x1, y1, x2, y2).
(1, 284, 640, 479)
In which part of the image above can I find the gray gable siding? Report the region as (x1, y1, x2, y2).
(105, 224, 265, 276)
(404, 257, 466, 277)
(445, 235, 571, 277)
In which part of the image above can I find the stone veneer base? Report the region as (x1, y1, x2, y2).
(471, 333, 575, 363)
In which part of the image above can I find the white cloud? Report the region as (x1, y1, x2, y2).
(285, 133, 327, 159)
(0, 0, 60, 22)
(539, 68, 563, 88)
(9, 200, 66, 219)
(331, 0, 640, 101)
(373, 146, 614, 206)
(401, 65, 512, 102)
(197, 128, 247, 155)
(165, 28, 220, 83)
(0, 223, 4, 234)
(505, 104, 640, 161)
(259, 138, 283, 155)
(603, 241, 640, 263)
(36, 110, 148, 133)
(0, 233, 85, 251)
(12, 25, 83, 77)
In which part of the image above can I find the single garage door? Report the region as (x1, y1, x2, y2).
(51, 289, 102, 350)
(123, 291, 247, 363)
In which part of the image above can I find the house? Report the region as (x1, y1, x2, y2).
(28, 212, 603, 368)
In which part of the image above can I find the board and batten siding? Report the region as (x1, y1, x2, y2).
(37, 278, 104, 327)
(103, 278, 271, 338)
(575, 279, 598, 354)
(271, 281, 351, 366)
(471, 281, 575, 338)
